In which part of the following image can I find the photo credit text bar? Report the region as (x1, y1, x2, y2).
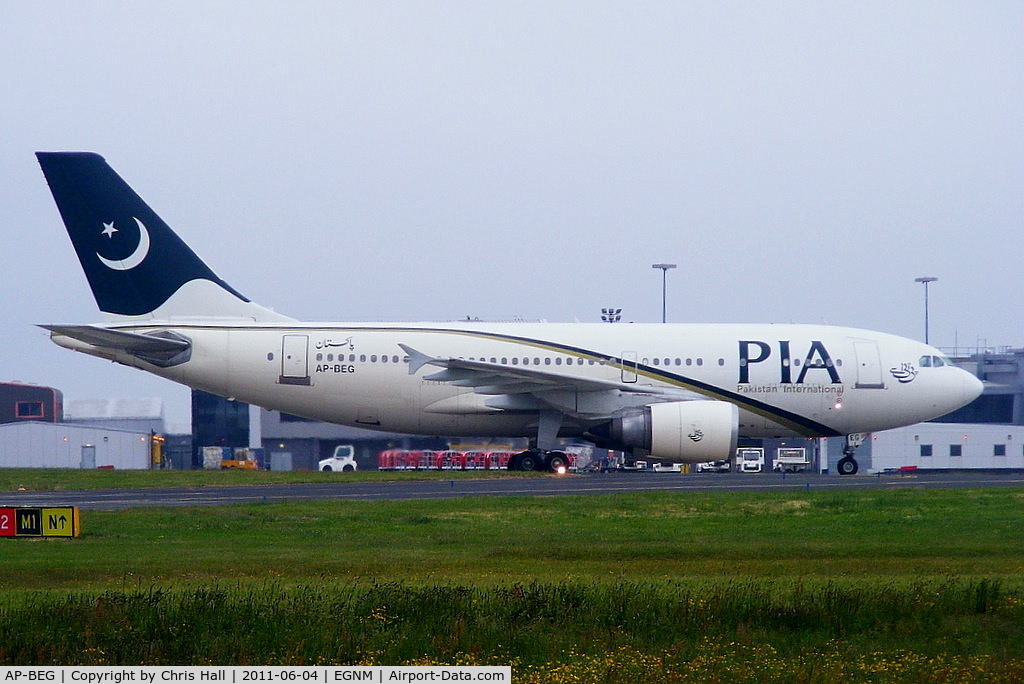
(0, 667, 510, 684)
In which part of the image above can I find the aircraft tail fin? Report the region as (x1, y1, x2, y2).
(36, 152, 292, 322)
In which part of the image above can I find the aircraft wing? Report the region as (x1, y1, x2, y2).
(40, 325, 192, 367)
(400, 344, 695, 419)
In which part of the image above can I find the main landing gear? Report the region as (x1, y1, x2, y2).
(507, 449, 569, 473)
(836, 433, 866, 475)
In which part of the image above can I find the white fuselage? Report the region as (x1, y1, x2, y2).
(54, 321, 983, 442)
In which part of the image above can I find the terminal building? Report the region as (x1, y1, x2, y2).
(2, 346, 1024, 472)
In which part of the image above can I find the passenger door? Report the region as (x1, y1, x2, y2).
(280, 334, 311, 385)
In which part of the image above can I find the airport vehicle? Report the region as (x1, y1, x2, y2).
(695, 459, 731, 473)
(35, 153, 983, 475)
(737, 447, 765, 473)
(221, 451, 259, 470)
(318, 444, 357, 472)
(613, 459, 648, 472)
(202, 446, 260, 470)
(772, 447, 810, 473)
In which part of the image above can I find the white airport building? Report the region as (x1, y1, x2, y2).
(850, 423, 1024, 472)
(0, 421, 152, 470)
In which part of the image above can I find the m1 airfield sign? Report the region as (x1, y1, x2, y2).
(0, 507, 80, 538)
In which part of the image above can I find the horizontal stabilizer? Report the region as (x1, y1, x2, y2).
(41, 324, 192, 367)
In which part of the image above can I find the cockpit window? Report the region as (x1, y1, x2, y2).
(919, 355, 932, 368)
(919, 355, 948, 368)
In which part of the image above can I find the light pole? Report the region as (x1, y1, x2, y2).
(651, 263, 676, 323)
(915, 277, 938, 344)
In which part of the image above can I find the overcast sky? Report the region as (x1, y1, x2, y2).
(2, 2, 1021, 428)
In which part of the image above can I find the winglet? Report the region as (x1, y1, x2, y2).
(399, 344, 440, 375)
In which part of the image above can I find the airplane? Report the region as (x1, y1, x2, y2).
(35, 152, 983, 475)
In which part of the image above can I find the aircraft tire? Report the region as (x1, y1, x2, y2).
(837, 456, 859, 475)
(517, 452, 540, 471)
(546, 452, 568, 473)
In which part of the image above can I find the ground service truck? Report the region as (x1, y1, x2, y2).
(318, 445, 358, 472)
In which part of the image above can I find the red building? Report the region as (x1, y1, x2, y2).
(0, 382, 63, 424)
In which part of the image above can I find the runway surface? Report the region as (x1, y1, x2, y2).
(6, 470, 1024, 510)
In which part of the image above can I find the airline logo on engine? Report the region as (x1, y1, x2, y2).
(738, 340, 842, 385)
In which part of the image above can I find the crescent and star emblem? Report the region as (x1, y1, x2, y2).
(97, 217, 150, 271)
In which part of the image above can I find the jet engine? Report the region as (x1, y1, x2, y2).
(597, 401, 739, 462)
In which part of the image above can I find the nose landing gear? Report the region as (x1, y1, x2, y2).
(836, 454, 859, 475)
(836, 433, 866, 475)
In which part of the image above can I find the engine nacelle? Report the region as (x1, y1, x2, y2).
(602, 401, 739, 463)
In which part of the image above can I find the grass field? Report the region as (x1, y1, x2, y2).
(2, 472, 1024, 681)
